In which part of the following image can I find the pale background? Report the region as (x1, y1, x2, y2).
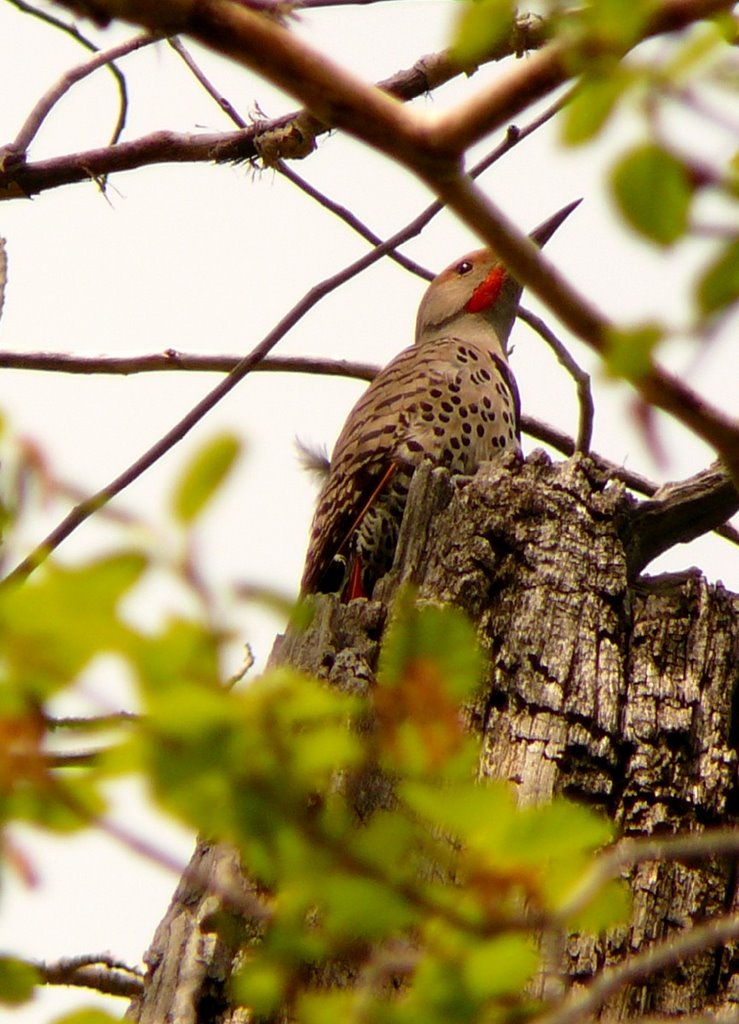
(0, 2, 736, 1020)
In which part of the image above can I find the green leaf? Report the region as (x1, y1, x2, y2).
(568, 877, 632, 932)
(661, 20, 730, 82)
(231, 961, 287, 1015)
(611, 144, 692, 245)
(452, 0, 514, 65)
(321, 874, 415, 938)
(562, 70, 630, 145)
(297, 991, 356, 1024)
(9, 775, 106, 833)
(462, 934, 538, 998)
(605, 323, 663, 380)
(0, 553, 146, 697)
(379, 601, 484, 702)
(400, 778, 517, 856)
(51, 1010, 121, 1024)
(0, 957, 40, 1006)
(697, 239, 739, 316)
(578, 0, 650, 48)
(172, 433, 241, 525)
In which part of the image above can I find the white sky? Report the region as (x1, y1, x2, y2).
(0, 2, 737, 1021)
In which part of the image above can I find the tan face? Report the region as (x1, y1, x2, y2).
(415, 249, 508, 340)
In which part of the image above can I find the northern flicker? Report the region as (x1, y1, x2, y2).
(301, 200, 579, 599)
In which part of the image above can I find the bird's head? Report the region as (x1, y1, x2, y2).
(414, 199, 580, 357)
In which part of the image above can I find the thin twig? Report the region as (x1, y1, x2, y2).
(518, 305, 594, 453)
(277, 162, 436, 280)
(0, 224, 440, 587)
(0, 349, 379, 379)
(169, 36, 249, 129)
(0, 17, 549, 199)
(0, 92, 569, 582)
(7, 34, 158, 159)
(7, 0, 130, 153)
(535, 913, 739, 1024)
(47, 711, 139, 730)
(41, 0, 737, 479)
(558, 828, 739, 923)
(38, 954, 144, 998)
(47, 750, 101, 768)
(1, 348, 736, 549)
(169, 36, 436, 280)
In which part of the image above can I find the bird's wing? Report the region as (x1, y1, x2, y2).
(300, 345, 440, 594)
(300, 339, 519, 594)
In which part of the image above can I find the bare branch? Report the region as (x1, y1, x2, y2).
(560, 828, 739, 925)
(518, 306, 594, 453)
(38, 0, 737, 478)
(0, 210, 442, 585)
(426, 174, 739, 482)
(0, 349, 377, 379)
(168, 35, 248, 128)
(7, 0, 131, 154)
(1, 347, 736, 553)
(536, 913, 739, 1024)
(169, 36, 436, 280)
(623, 463, 739, 575)
(47, 711, 139, 730)
(0, 18, 547, 199)
(38, 954, 144, 998)
(2, 33, 157, 163)
(278, 162, 436, 281)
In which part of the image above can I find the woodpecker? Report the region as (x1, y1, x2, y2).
(300, 200, 579, 599)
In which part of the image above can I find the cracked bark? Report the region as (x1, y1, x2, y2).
(128, 452, 739, 1023)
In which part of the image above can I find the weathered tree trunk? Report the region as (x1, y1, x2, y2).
(128, 452, 739, 1023)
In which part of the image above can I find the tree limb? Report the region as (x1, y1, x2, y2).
(535, 913, 739, 1024)
(0, 348, 736, 553)
(38, 954, 144, 998)
(518, 305, 594, 453)
(0, 15, 547, 199)
(1, 33, 156, 166)
(622, 462, 739, 576)
(8, 0, 132, 157)
(42, 0, 739, 479)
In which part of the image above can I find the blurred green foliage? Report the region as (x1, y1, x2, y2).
(451, 0, 738, 375)
(0, 426, 629, 1020)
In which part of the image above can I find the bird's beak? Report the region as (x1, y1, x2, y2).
(529, 198, 582, 249)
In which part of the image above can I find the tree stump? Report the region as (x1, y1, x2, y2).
(128, 452, 739, 1023)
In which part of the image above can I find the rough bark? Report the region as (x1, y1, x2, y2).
(128, 452, 739, 1023)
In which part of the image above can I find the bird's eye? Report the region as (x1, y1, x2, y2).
(455, 260, 473, 276)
